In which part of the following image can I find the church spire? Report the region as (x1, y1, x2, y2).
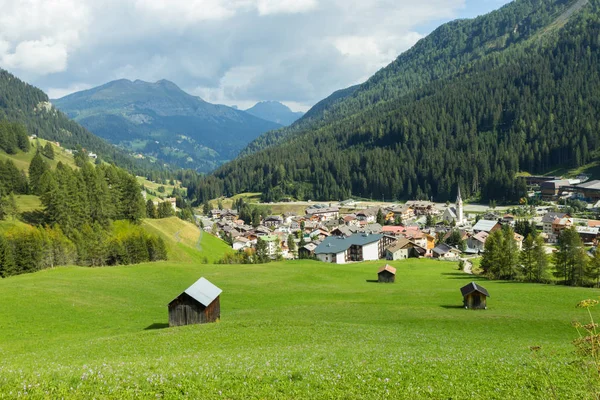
(456, 186, 464, 224)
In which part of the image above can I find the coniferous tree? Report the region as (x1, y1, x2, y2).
(146, 199, 157, 219)
(0, 235, 15, 278)
(157, 202, 174, 218)
(29, 150, 49, 195)
(287, 234, 297, 258)
(554, 227, 588, 286)
(42, 142, 55, 160)
(532, 235, 549, 283)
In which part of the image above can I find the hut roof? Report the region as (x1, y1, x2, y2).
(378, 264, 397, 275)
(460, 282, 490, 298)
(174, 277, 222, 307)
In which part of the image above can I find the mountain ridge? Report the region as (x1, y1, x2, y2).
(245, 101, 304, 126)
(53, 79, 281, 172)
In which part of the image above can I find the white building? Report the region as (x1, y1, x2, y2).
(442, 188, 465, 225)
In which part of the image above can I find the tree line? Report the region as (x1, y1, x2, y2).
(0, 145, 175, 277)
(480, 225, 600, 287)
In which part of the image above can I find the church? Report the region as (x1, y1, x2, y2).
(442, 188, 465, 225)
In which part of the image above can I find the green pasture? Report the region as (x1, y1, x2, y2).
(0, 255, 599, 398)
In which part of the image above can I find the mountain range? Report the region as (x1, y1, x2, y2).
(0, 69, 164, 176)
(189, 0, 600, 204)
(52, 80, 282, 172)
(245, 101, 304, 126)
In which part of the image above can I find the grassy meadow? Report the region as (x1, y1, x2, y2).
(1, 249, 599, 398)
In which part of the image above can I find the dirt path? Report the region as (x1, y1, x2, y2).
(462, 259, 473, 275)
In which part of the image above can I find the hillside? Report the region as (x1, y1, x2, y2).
(141, 216, 231, 263)
(52, 80, 282, 172)
(0, 69, 165, 177)
(0, 259, 597, 397)
(245, 101, 304, 126)
(189, 0, 600, 204)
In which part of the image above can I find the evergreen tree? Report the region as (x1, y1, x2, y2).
(146, 199, 157, 219)
(202, 201, 211, 215)
(42, 142, 55, 159)
(554, 227, 588, 286)
(287, 234, 297, 258)
(29, 150, 49, 195)
(0, 235, 15, 278)
(157, 202, 174, 218)
(376, 208, 385, 225)
(520, 234, 536, 281)
(533, 235, 549, 283)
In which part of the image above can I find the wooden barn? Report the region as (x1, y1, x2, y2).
(460, 282, 489, 309)
(377, 264, 397, 283)
(168, 277, 222, 327)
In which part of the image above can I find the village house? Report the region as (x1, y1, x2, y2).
(576, 226, 599, 244)
(263, 215, 284, 228)
(385, 238, 426, 260)
(259, 235, 280, 257)
(542, 212, 570, 236)
(432, 243, 462, 259)
(314, 233, 391, 264)
(355, 208, 380, 223)
(305, 206, 339, 221)
(388, 204, 415, 221)
(472, 219, 502, 234)
(405, 201, 440, 216)
(233, 237, 251, 251)
(467, 231, 489, 253)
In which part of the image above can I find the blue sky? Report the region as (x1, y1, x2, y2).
(0, 0, 512, 111)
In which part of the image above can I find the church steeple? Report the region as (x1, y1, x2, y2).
(456, 186, 464, 224)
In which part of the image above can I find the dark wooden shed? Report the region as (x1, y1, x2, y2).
(168, 277, 222, 327)
(377, 264, 397, 283)
(460, 282, 489, 309)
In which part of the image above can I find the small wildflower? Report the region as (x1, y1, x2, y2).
(577, 299, 599, 309)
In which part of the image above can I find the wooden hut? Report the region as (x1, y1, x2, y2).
(168, 277, 222, 327)
(377, 264, 397, 283)
(460, 282, 489, 309)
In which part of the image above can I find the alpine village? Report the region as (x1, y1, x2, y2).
(2, 0, 600, 398)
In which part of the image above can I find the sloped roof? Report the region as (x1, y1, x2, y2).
(314, 233, 382, 255)
(377, 264, 397, 275)
(172, 277, 222, 307)
(432, 243, 461, 255)
(472, 220, 499, 232)
(541, 212, 569, 223)
(460, 282, 490, 298)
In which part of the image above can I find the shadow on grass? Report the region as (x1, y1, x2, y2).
(440, 305, 465, 309)
(441, 272, 479, 280)
(365, 279, 380, 283)
(20, 210, 47, 225)
(145, 323, 169, 330)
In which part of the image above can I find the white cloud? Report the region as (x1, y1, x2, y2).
(0, 0, 512, 109)
(2, 39, 68, 74)
(47, 83, 93, 99)
(256, 0, 318, 15)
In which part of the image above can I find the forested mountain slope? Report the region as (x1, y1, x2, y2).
(53, 79, 281, 172)
(187, 0, 599, 203)
(0, 70, 165, 176)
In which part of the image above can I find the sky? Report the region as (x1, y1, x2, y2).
(0, 0, 512, 112)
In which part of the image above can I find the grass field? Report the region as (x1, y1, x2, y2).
(141, 216, 232, 263)
(0, 138, 77, 172)
(0, 256, 599, 398)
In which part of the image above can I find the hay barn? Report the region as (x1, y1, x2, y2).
(377, 264, 397, 283)
(168, 277, 222, 327)
(460, 282, 489, 310)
